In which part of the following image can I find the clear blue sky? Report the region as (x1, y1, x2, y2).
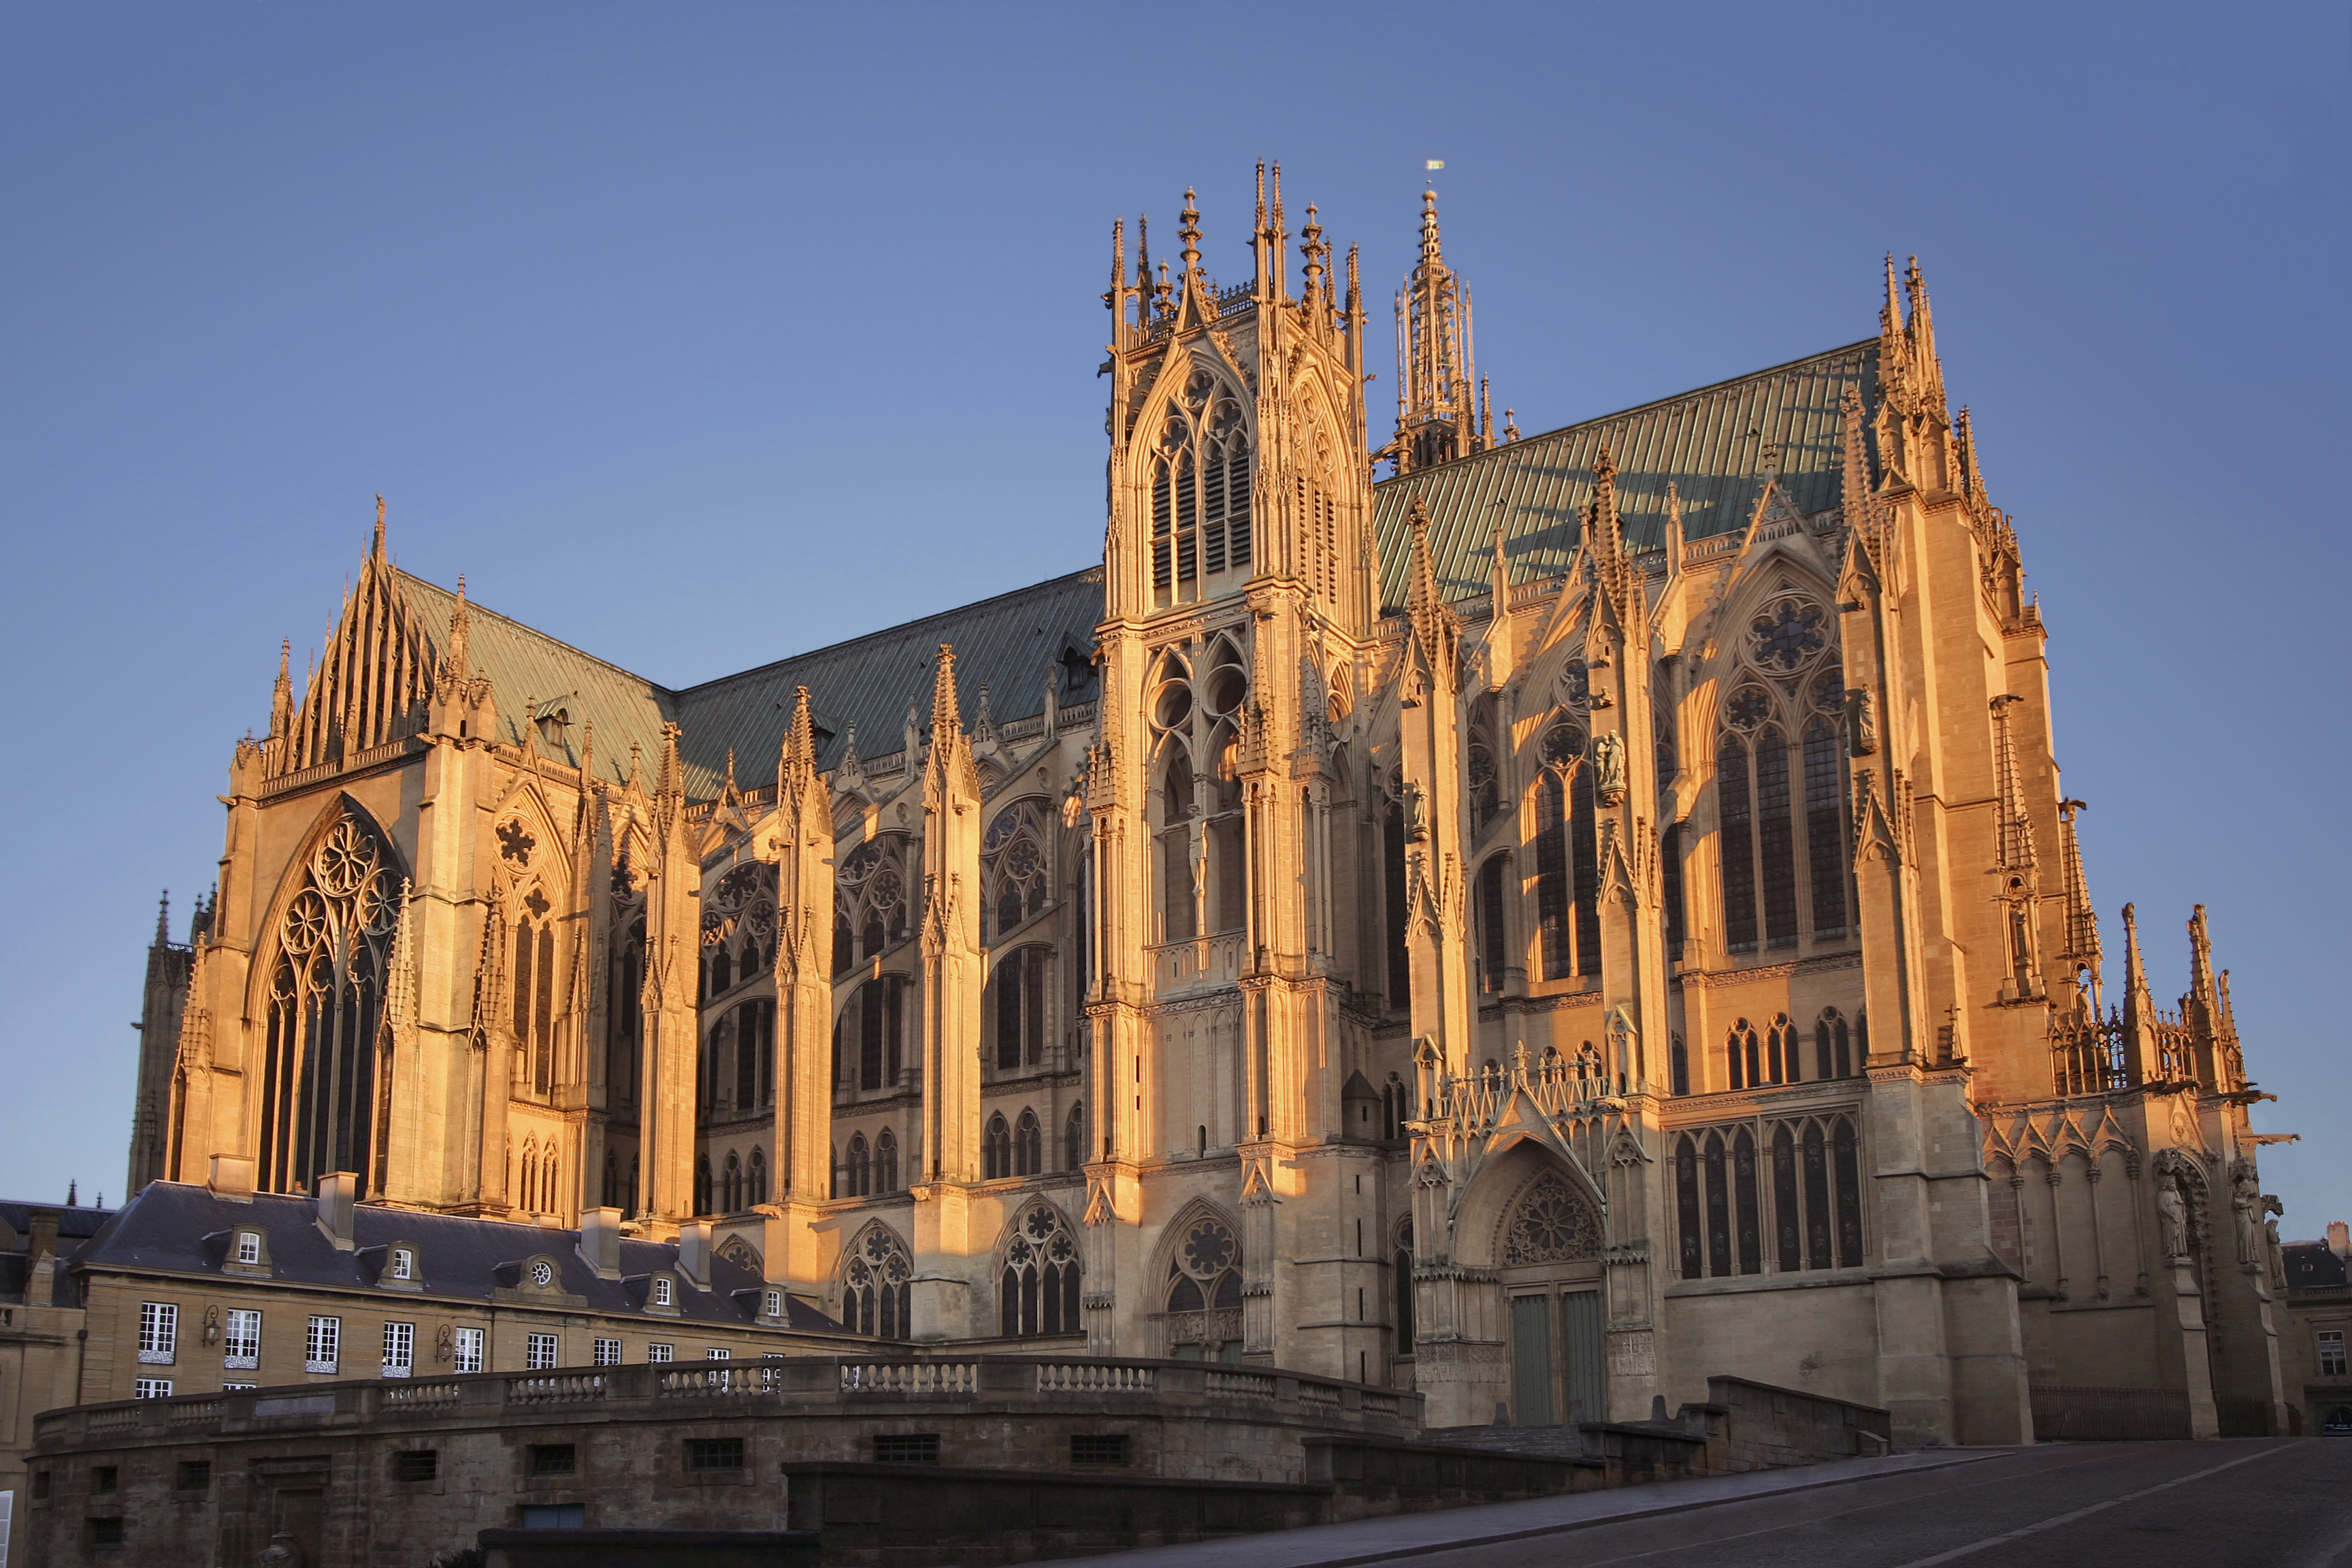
(2, 5, 2344, 1230)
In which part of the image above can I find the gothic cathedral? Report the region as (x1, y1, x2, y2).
(129, 172, 2292, 1445)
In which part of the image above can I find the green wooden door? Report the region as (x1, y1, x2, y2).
(1511, 1295, 1554, 1424)
(1561, 1289, 1604, 1422)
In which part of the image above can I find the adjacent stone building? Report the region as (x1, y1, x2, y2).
(125, 172, 2293, 1447)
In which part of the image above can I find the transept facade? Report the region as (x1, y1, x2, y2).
(131, 172, 2290, 1446)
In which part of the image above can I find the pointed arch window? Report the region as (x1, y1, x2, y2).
(1000, 1205, 1081, 1337)
(844, 1133, 872, 1198)
(1535, 719, 1599, 980)
(721, 1151, 742, 1213)
(1162, 1213, 1245, 1360)
(1014, 1109, 1043, 1176)
(1394, 1219, 1416, 1356)
(748, 1146, 768, 1206)
(693, 1154, 713, 1216)
(983, 1113, 1014, 1180)
(1151, 368, 1253, 604)
(1725, 1017, 1759, 1090)
(1157, 749, 1197, 941)
(984, 800, 1054, 940)
(843, 1226, 911, 1340)
(875, 1128, 898, 1193)
(1064, 1104, 1085, 1173)
(258, 815, 402, 1199)
(836, 838, 908, 965)
(1715, 598, 1848, 953)
(1814, 1007, 1853, 1079)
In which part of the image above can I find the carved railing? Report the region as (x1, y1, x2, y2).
(2051, 1017, 2129, 1096)
(1430, 1047, 1615, 1132)
(35, 1355, 1422, 1451)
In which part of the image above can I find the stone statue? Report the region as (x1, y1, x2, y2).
(2155, 1175, 2187, 1261)
(1589, 732, 1627, 806)
(1404, 781, 1428, 842)
(1848, 687, 1880, 756)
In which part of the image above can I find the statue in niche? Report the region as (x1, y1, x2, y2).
(1404, 781, 1428, 843)
(2155, 1171, 2187, 1261)
(1589, 732, 1627, 807)
(1848, 687, 1880, 756)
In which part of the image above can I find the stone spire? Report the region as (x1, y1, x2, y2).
(1391, 187, 1492, 474)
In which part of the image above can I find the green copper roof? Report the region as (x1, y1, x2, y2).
(1370, 340, 1879, 612)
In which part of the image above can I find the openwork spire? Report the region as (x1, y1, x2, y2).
(1391, 186, 1499, 475)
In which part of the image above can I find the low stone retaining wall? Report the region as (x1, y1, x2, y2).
(20, 1362, 1891, 1567)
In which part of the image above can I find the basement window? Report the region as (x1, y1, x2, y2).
(872, 1433, 941, 1464)
(685, 1438, 745, 1473)
(1070, 1434, 1130, 1467)
(393, 1450, 439, 1484)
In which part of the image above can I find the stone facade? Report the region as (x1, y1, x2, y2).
(127, 172, 2293, 1450)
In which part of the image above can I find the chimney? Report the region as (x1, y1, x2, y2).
(208, 1155, 255, 1203)
(2329, 1220, 2349, 1261)
(315, 1172, 358, 1252)
(676, 1219, 713, 1292)
(26, 1209, 61, 1305)
(577, 1208, 623, 1281)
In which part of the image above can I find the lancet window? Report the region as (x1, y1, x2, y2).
(1162, 1212, 1245, 1360)
(748, 1146, 767, 1206)
(999, 1204, 1080, 1338)
(1149, 365, 1254, 605)
(1467, 696, 1502, 831)
(1149, 642, 1248, 943)
(1475, 855, 1510, 993)
(991, 948, 1049, 1070)
(840, 975, 904, 1094)
(1535, 715, 1601, 981)
(1064, 1104, 1085, 1172)
(983, 800, 1053, 940)
(1676, 1115, 1863, 1279)
(1814, 1007, 1855, 1079)
(834, 837, 908, 975)
(258, 815, 403, 1198)
(842, 1225, 911, 1340)
(1714, 595, 1850, 952)
(606, 909, 644, 1108)
(983, 1113, 1014, 1180)
(1723, 1013, 1801, 1089)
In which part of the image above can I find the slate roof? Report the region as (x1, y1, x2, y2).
(672, 567, 1104, 791)
(2285, 1241, 2351, 1292)
(0, 1199, 114, 1307)
(1368, 340, 1880, 612)
(393, 569, 1105, 800)
(66, 1183, 853, 1334)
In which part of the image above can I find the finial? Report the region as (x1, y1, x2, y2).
(1269, 162, 1284, 234)
(373, 494, 386, 558)
(1106, 217, 1124, 310)
(1504, 408, 1520, 442)
(1178, 189, 1202, 278)
(155, 890, 172, 947)
(66, 1179, 78, 1207)
(1255, 161, 1267, 233)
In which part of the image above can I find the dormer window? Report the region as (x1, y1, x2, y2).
(534, 704, 570, 753)
(235, 1232, 261, 1266)
(654, 1277, 674, 1307)
(391, 1248, 414, 1281)
(764, 1289, 783, 1319)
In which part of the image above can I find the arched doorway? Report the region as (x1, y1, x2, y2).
(1478, 1154, 1606, 1425)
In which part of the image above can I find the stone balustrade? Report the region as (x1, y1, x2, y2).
(32, 1352, 1422, 1452)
